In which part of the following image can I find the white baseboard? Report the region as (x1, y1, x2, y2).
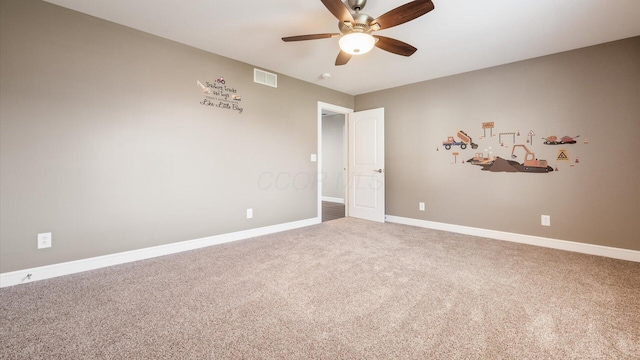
(322, 196, 344, 204)
(0, 217, 321, 288)
(385, 215, 640, 263)
(5, 215, 636, 288)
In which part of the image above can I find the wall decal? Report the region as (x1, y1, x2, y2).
(458, 130, 479, 149)
(466, 152, 495, 166)
(556, 149, 569, 161)
(499, 132, 516, 146)
(196, 77, 243, 114)
(197, 80, 211, 94)
(439, 123, 584, 175)
(510, 144, 553, 172)
(442, 136, 462, 150)
(527, 130, 536, 144)
(467, 144, 553, 173)
(452, 152, 459, 164)
(442, 130, 479, 150)
(485, 146, 493, 160)
(554, 149, 582, 172)
(482, 122, 495, 137)
(543, 135, 579, 145)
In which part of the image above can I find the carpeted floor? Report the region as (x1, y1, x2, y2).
(1, 218, 639, 359)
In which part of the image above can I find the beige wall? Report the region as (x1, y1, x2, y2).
(0, 0, 352, 272)
(2, 0, 637, 275)
(322, 114, 345, 200)
(356, 36, 640, 251)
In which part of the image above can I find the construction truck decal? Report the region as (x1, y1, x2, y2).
(442, 130, 479, 150)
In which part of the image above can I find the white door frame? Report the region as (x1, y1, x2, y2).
(317, 102, 353, 222)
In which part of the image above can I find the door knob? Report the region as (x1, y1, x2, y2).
(374, 169, 384, 173)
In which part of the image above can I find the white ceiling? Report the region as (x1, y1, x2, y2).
(43, 0, 640, 95)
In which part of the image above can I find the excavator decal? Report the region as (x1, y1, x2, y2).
(467, 144, 553, 173)
(510, 144, 553, 172)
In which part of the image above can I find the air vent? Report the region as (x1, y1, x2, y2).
(254, 68, 277, 88)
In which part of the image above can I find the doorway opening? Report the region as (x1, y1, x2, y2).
(318, 102, 352, 222)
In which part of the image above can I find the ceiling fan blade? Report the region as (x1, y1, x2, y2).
(335, 50, 352, 66)
(321, 0, 355, 23)
(372, 0, 435, 30)
(282, 33, 339, 42)
(374, 36, 417, 56)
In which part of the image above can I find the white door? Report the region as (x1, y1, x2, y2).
(347, 108, 385, 222)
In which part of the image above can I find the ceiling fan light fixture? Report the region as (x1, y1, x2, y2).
(339, 32, 375, 55)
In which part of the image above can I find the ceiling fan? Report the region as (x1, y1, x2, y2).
(282, 0, 435, 66)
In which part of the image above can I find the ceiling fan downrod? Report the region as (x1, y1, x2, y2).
(347, 0, 367, 12)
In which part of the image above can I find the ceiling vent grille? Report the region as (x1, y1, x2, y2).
(254, 68, 277, 88)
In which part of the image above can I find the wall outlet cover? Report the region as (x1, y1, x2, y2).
(541, 215, 551, 226)
(419, 202, 425, 211)
(37, 232, 52, 249)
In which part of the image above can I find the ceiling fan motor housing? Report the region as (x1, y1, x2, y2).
(339, 13, 375, 34)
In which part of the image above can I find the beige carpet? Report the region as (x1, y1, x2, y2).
(1, 218, 639, 359)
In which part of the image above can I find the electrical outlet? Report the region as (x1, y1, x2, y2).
(419, 202, 425, 211)
(37, 232, 52, 249)
(541, 215, 551, 226)
(246, 208, 253, 219)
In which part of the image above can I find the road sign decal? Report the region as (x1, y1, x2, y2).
(557, 149, 569, 161)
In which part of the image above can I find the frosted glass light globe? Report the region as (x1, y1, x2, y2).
(339, 33, 375, 55)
